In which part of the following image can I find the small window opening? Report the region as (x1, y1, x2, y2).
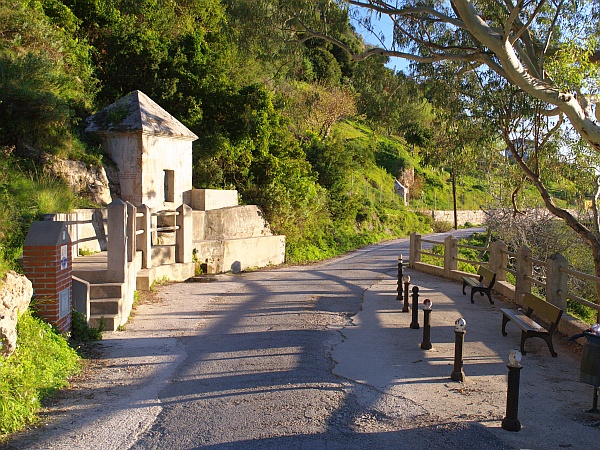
(164, 170, 175, 203)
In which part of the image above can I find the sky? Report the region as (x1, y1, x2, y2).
(350, 10, 410, 73)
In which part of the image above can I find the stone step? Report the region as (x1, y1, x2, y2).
(89, 314, 119, 332)
(90, 297, 121, 315)
(72, 269, 109, 284)
(89, 282, 123, 299)
(136, 262, 196, 291)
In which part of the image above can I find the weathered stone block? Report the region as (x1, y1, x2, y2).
(0, 271, 33, 357)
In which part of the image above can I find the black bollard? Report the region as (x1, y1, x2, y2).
(502, 349, 523, 432)
(396, 255, 403, 300)
(421, 299, 432, 350)
(451, 318, 467, 382)
(410, 286, 420, 329)
(402, 275, 410, 313)
(590, 387, 600, 414)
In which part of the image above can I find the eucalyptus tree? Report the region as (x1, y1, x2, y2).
(282, 1, 600, 149)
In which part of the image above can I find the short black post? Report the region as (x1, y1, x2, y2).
(502, 349, 523, 432)
(588, 386, 599, 414)
(410, 286, 420, 329)
(396, 255, 403, 300)
(421, 299, 432, 350)
(402, 275, 410, 313)
(451, 318, 467, 382)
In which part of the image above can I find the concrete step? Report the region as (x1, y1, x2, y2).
(90, 297, 121, 315)
(90, 282, 123, 299)
(89, 314, 119, 331)
(72, 252, 109, 283)
(136, 262, 196, 291)
(72, 269, 109, 284)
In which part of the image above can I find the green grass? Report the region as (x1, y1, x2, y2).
(0, 153, 84, 273)
(0, 310, 80, 441)
(420, 233, 487, 274)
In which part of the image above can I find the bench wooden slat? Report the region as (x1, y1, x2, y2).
(500, 292, 562, 357)
(522, 292, 562, 325)
(478, 266, 495, 287)
(500, 308, 547, 333)
(463, 277, 481, 287)
(462, 265, 496, 304)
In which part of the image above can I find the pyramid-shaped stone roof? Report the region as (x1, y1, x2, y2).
(85, 90, 198, 140)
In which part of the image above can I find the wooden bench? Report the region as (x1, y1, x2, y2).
(462, 266, 496, 304)
(501, 292, 563, 357)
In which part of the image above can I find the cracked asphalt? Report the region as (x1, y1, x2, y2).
(6, 229, 600, 449)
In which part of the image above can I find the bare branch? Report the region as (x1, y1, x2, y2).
(293, 20, 484, 64)
(540, 0, 563, 75)
(503, 0, 522, 42)
(594, 176, 600, 235)
(508, 132, 600, 249)
(538, 113, 563, 149)
(510, 0, 547, 47)
(347, 1, 466, 28)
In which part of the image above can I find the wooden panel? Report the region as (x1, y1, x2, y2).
(522, 292, 562, 323)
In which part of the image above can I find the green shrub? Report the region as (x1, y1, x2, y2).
(70, 310, 103, 344)
(0, 310, 80, 440)
(432, 220, 453, 233)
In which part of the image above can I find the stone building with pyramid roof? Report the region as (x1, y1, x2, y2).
(86, 90, 198, 209)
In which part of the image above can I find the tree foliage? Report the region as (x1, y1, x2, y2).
(280, 0, 600, 151)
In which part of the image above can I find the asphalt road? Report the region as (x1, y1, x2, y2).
(11, 227, 587, 450)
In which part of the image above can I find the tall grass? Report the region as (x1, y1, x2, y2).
(0, 310, 80, 440)
(0, 153, 78, 273)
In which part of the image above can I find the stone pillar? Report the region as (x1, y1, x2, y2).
(515, 245, 532, 304)
(23, 221, 72, 334)
(489, 240, 508, 282)
(409, 233, 422, 268)
(137, 204, 152, 269)
(444, 235, 458, 276)
(126, 202, 136, 263)
(107, 199, 127, 283)
(176, 204, 193, 263)
(546, 252, 568, 311)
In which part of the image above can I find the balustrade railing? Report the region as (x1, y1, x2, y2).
(46, 199, 193, 281)
(409, 232, 600, 323)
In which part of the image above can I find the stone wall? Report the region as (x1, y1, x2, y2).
(0, 271, 33, 357)
(191, 189, 239, 211)
(427, 210, 486, 226)
(192, 205, 272, 241)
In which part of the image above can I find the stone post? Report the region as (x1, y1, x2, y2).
(176, 204, 193, 263)
(515, 245, 532, 304)
(126, 202, 136, 263)
(137, 204, 152, 269)
(23, 221, 72, 334)
(546, 252, 568, 311)
(444, 235, 458, 276)
(107, 199, 127, 283)
(489, 240, 508, 282)
(409, 233, 422, 268)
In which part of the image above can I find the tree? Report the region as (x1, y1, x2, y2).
(280, 1, 600, 284)
(281, 1, 600, 151)
(0, 0, 96, 154)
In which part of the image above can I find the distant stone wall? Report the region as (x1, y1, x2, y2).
(427, 210, 486, 226)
